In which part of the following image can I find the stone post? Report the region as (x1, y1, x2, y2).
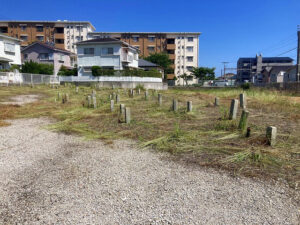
(138, 88, 141, 95)
(112, 92, 116, 100)
(215, 97, 219, 106)
(116, 94, 120, 103)
(239, 93, 246, 109)
(57, 92, 61, 100)
(87, 95, 92, 108)
(110, 100, 114, 112)
(92, 90, 96, 98)
(120, 104, 125, 114)
(266, 126, 277, 146)
(172, 99, 178, 111)
(238, 109, 249, 131)
(125, 107, 131, 124)
(109, 94, 112, 100)
(76, 86, 79, 94)
(187, 101, 192, 112)
(158, 94, 162, 106)
(93, 96, 97, 109)
(65, 93, 69, 102)
(145, 90, 148, 100)
(229, 99, 238, 120)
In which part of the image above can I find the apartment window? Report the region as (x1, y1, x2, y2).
(36, 26, 43, 32)
(182, 46, 184, 49)
(58, 54, 64, 62)
(148, 36, 155, 42)
(55, 27, 64, 33)
(132, 36, 139, 42)
(167, 39, 175, 44)
(0, 26, 8, 33)
(187, 66, 194, 71)
(84, 48, 94, 55)
(147, 46, 155, 53)
(102, 47, 114, 55)
(4, 43, 15, 53)
(76, 36, 83, 41)
(36, 35, 44, 41)
(187, 46, 193, 52)
(187, 56, 193, 62)
(187, 37, 194, 42)
(167, 50, 174, 54)
(20, 35, 28, 41)
(55, 39, 64, 44)
(76, 26, 82, 32)
(39, 53, 49, 60)
(20, 25, 27, 31)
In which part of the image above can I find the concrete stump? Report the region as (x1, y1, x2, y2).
(138, 88, 141, 95)
(172, 99, 178, 112)
(266, 126, 277, 146)
(112, 92, 116, 100)
(93, 96, 97, 109)
(87, 95, 92, 108)
(109, 94, 112, 100)
(158, 94, 162, 106)
(187, 101, 192, 112)
(65, 93, 69, 102)
(57, 92, 61, 100)
(125, 107, 131, 124)
(92, 90, 96, 98)
(116, 94, 120, 103)
(238, 109, 249, 131)
(76, 86, 79, 94)
(110, 100, 114, 112)
(215, 97, 220, 106)
(145, 91, 149, 100)
(229, 99, 238, 120)
(120, 104, 125, 114)
(239, 93, 246, 109)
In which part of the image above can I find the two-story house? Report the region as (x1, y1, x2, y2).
(0, 34, 21, 70)
(21, 42, 74, 75)
(76, 38, 139, 76)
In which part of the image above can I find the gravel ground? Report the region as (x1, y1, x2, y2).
(0, 118, 299, 225)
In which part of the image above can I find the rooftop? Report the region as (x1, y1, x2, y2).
(21, 42, 74, 54)
(89, 31, 201, 35)
(0, 33, 21, 42)
(138, 59, 159, 67)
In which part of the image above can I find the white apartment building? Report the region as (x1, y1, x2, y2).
(55, 20, 95, 53)
(0, 34, 21, 70)
(87, 32, 200, 85)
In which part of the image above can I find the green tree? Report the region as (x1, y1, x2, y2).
(144, 53, 172, 73)
(21, 61, 54, 75)
(58, 65, 78, 76)
(191, 67, 216, 81)
(179, 73, 193, 86)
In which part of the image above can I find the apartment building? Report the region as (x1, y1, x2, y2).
(0, 20, 95, 53)
(237, 54, 294, 83)
(88, 32, 200, 85)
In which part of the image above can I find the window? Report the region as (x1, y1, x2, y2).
(39, 53, 49, 60)
(134, 53, 138, 60)
(36, 26, 43, 32)
(102, 47, 114, 55)
(76, 36, 83, 41)
(55, 39, 64, 44)
(58, 54, 64, 62)
(20, 25, 27, 31)
(128, 54, 133, 62)
(55, 27, 64, 33)
(147, 46, 155, 52)
(36, 35, 44, 41)
(187, 56, 193, 62)
(132, 36, 139, 42)
(187, 37, 194, 42)
(76, 26, 82, 32)
(187, 66, 193, 71)
(20, 35, 28, 41)
(0, 26, 8, 33)
(167, 50, 174, 54)
(24, 54, 28, 60)
(4, 43, 15, 53)
(84, 48, 94, 55)
(187, 46, 193, 52)
(83, 67, 92, 72)
(167, 39, 175, 44)
(148, 36, 155, 42)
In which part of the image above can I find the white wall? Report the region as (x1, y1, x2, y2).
(0, 36, 21, 68)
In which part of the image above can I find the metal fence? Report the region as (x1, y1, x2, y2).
(0, 72, 60, 85)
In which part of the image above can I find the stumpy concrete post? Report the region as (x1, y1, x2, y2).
(266, 126, 277, 146)
(110, 100, 114, 112)
(138, 88, 141, 95)
(229, 99, 238, 120)
(145, 90, 148, 100)
(172, 99, 178, 112)
(116, 94, 120, 103)
(87, 95, 92, 108)
(158, 94, 162, 106)
(239, 93, 246, 109)
(76, 86, 79, 94)
(125, 107, 131, 124)
(93, 96, 97, 109)
(187, 101, 192, 112)
(120, 104, 125, 114)
(238, 109, 249, 131)
(215, 97, 219, 106)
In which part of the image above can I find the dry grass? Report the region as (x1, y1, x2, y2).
(0, 84, 299, 189)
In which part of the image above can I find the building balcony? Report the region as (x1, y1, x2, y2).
(168, 54, 175, 60)
(167, 74, 175, 80)
(166, 44, 175, 50)
(54, 33, 64, 39)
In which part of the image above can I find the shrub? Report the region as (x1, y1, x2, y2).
(241, 83, 251, 90)
(21, 60, 53, 75)
(58, 65, 78, 76)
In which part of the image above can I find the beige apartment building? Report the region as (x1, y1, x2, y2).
(88, 32, 200, 85)
(0, 20, 95, 53)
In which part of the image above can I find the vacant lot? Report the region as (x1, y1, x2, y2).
(0, 84, 299, 189)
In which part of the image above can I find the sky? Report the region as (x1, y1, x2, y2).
(1, 0, 300, 76)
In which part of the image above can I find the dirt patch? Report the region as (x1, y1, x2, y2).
(0, 94, 40, 105)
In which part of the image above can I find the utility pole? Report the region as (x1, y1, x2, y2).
(297, 25, 300, 82)
(222, 62, 229, 79)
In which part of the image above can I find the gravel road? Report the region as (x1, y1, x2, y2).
(0, 118, 299, 225)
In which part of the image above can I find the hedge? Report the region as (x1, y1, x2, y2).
(91, 66, 162, 78)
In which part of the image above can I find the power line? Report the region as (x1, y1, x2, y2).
(275, 47, 297, 57)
